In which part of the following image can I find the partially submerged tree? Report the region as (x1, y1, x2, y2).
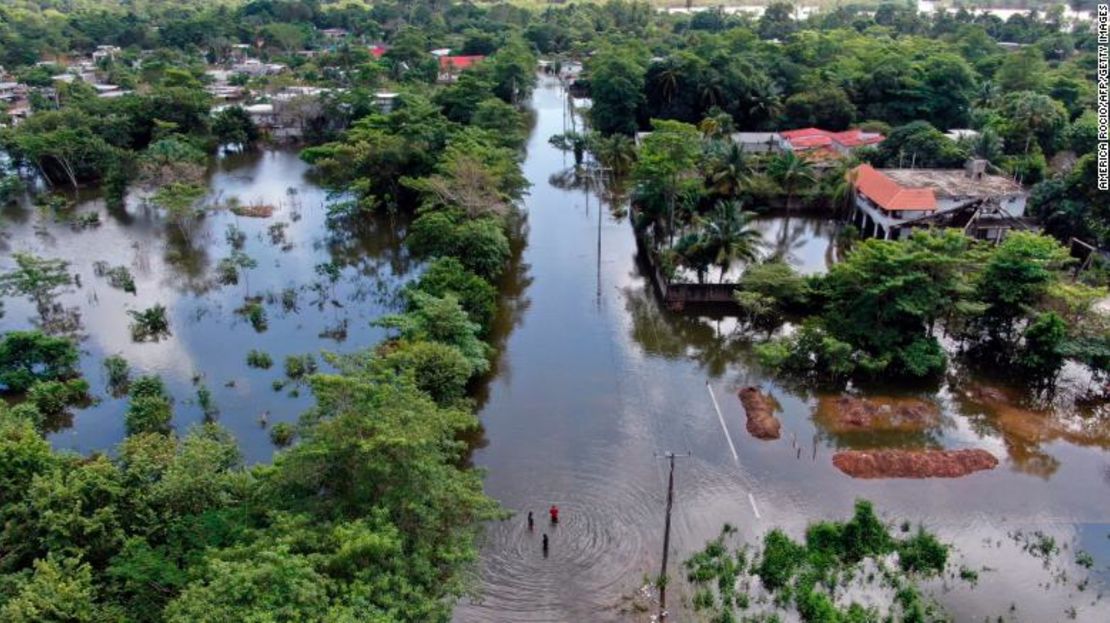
(150, 183, 207, 244)
(0, 253, 73, 321)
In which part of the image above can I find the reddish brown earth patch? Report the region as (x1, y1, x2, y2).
(832, 449, 998, 479)
(738, 387, 781, 440)
(815, 395, 941, 433)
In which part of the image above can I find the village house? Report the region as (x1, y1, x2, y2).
(848, 162, 1029, 242)
(92, 45, 122, 62)
(437, 55, 484, 82)
(369, 43, 389, 59)
(729, 132, 777, 153)
(0, 81, 26, 102)
(231, 59, 287, 77)
(374, 91, 399, 113)
(319, 28, 349, 39)
(944, 129, 980, 143)
(776, 127, 885, 158)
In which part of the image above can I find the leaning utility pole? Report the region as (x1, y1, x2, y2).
(656, 451, 689, 621)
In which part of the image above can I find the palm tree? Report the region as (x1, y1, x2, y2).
(708, 142, 750, 198)
(767, 151, 816, 211)
(591, 133, 637, 178)
(697, 200, 763, 283)
(746, 78, 784, 127)
(654, 62, 682, 104)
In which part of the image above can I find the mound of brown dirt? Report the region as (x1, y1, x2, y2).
(816, 395, 941, 433)
(832, 449, 998, 479)
(738, 387, 781, 440)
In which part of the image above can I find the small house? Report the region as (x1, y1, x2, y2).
(437, 55, 485, 82)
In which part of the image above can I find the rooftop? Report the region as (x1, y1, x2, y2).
(852, 164, 936, 212)
(439, 55, 485, 71)
(881, 169, 1024, 198)
(781, 127, 884, 150)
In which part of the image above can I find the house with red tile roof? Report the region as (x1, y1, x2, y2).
(777, 127, 885, 157)
(437, 55, 485, 82)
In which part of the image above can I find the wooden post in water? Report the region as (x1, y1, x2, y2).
(656, 451, 688, 621)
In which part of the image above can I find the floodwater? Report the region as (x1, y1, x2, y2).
(454, 78, 1110, 621)
(1, 149, 415, 463)
(3, 77, 1109, 622)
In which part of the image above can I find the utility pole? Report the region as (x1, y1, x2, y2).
(656, 451, 689, 621)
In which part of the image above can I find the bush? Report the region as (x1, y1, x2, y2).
(246, 350, 273, 369)
(410, 257, 498, 333)
(284, 354, 317, 380)
(269, 422, 296, 447)
(408, 213, 511, 280)
(126, 395, 172, 435)
(196, 385, 217, 418)
(103, 355, 130, 394)
(27, 379, 89, 417)
(897, 529, 948, 575)
(129, 305, 171, 342)
(236, 302, 267, 332)
(756, 529, 807, 591)
(384, 341, 474, 405)
(0, 331, 80, 393)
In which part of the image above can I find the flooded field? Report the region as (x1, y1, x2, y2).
(1, 150, 415, 463)
(3, 77, 1108, 622)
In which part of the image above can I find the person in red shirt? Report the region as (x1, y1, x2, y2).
(548, 505, 559, 524)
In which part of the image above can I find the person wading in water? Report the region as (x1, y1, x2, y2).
(549, 505, 559, 525)
(527, 511, 534, 531)
(542, 533, 549, 556)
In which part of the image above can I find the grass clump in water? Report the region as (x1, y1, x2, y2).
(103, 354, 130, 395)
(128, 304, 170, 342)
(284, 354, 317, 380)
(246, 350, 273, 369)
(685, 500, 949, 622)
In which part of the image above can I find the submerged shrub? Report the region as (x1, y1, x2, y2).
(284, 354, 317, 380)
(246, 350, 273, 369)
(128, 305, 171, 342)
(269, 422, 295, 447)
(103, 354, 130, 394)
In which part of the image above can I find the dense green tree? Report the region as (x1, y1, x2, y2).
(211, 106, 260, 148)
(0, 331, 79, 393)
(874, 121, 968, 168)
(587, 46, 645, 136)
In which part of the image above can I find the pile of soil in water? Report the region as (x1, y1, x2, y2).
(815, 395, 941, 433)
(738, 386, 781, 440)
(832, 448, 998, 479)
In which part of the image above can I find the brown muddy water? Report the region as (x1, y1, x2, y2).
(453, 78, 1110, 622)
(2, 78, 1108, 622)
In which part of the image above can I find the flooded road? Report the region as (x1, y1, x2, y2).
(456, 78, 1110, 621)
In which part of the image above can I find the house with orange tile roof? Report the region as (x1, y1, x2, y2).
(848, 163, 1028, 241)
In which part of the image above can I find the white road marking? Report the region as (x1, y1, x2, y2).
(706, 381, 763, 521)
(705, 382, 738, 463)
